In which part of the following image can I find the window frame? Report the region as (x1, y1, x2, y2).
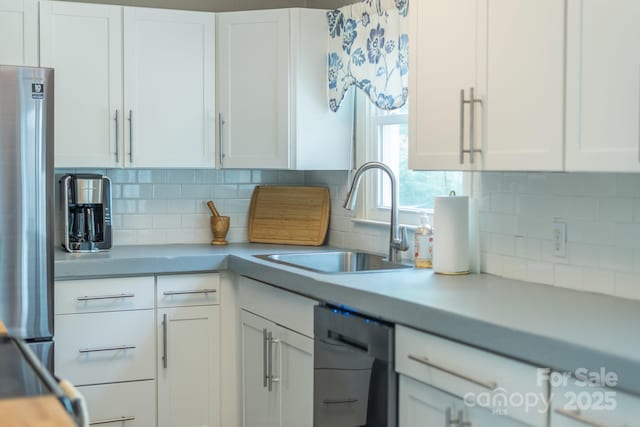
(353, 92, 468, 227)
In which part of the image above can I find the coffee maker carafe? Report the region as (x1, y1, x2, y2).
(61, 174, 112, 252)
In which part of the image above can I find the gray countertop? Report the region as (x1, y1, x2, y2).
(55, 244, 640, 395)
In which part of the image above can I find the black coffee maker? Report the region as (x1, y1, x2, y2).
(61, 174, 112, 252)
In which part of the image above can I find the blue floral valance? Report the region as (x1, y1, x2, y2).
(327, 0, 409, 112)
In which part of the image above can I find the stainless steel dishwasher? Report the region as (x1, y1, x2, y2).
(314, 305, 396, 427)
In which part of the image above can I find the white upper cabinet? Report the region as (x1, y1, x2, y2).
(123, 8, 215, 168)
(41, 1, 216, 168)
(408, 0, 477, 171)
(409, 0, 565, 172)
(40, 1, 123, 168)
(565, 0, 640, 172)
(0, 0, 38, 66)
(217, 8, 353, 170)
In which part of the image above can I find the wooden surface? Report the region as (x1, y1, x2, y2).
(0, 396, 76, 427)
(248, 186, 330, 246)
(0, 321, 7, 335)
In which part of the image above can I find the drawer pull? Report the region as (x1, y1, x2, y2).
(77, 293, 135, 301)
(90, 416, 136, 425)
(163, 289, 217, 296)
(79, 345, 136, 354)
(408, 354, 497, 390)
(554, 408, 611, 427)
(323, 398, 359, 405)
(162, 313, 168, 369)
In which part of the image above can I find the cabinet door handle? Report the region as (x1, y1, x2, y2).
(554, 408, 611, 427)
(162, 289, 217, 296)
(128, 109, 133, 163)
(323, 398, 358, 405)
(408, 354, 497, 390)
(459, 88, 483, 164)
(263, 328, 268, 388)
(77, 293, 134, 301)
(114, 109, 119, 163)
(459, 89, 465, 164)
(162, 313, 168, 369)
(468, 87, 482, 164)
(218, 113, 226, 166)
(457, 410, 471, 427)
(79, 345, 136, 354)
(267, 332, 280, 391)
(90, 416, 136, 425)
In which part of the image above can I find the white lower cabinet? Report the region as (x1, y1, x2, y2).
(240, 309, 313, 427)
(400, 375, 529, 427)
(396, 325, 549, 427)
(156, 274, 221, 427)
(550, 381, 640, 426)
(238, 276, 316, 427)
(78, 380, 156, 427)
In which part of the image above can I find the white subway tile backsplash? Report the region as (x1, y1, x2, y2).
(181, 185, 211, 199)
(123, 214, 152, 230)
(108, 169, 138, 183)
(167, 169, 196, 184)
(614, 272, 640, 300)
(181, 214, 209, 228)
(137, 229, 167, 245)
(153, 184, 181, 199)
(224, 169, 251, 184)
(152, 214, 181, 229)
(137, 199, 168, 214)
(113, 200, 137, 214)
(479, 172, 640, 300)
(212, 184, 238, 199)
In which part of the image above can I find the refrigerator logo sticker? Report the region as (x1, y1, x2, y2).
(31, 83, 44, 99)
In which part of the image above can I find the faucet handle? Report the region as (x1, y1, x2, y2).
(393, 226, 409, 252)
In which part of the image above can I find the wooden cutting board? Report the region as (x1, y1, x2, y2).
(248, 186, 330, 246)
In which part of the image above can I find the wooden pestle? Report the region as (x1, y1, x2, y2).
(206, 200, 221, 217)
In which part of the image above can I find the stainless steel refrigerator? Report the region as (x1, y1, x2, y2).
(0, 65, 54, 370)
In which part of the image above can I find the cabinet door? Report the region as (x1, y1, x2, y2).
(40, 1, 122, 168)
(277, 325, 313, 427)
(0, 0, 38, 66)
(565, 0, 640, 172)
(240, 310, 279, 427)
(157, 305, 221, 427)
(408, 0, 477, 171)
(399, 375, 461, 427)
(78, 380, 156, 427)
(124, 8, 215, 168)
(217, 10, 290, 169)
(480, 0, 564, 171)
(550, 382, 640, 426)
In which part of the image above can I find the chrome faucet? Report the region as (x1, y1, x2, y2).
(343, 161, 409, 263)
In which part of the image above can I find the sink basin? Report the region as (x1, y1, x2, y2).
(255, 251, 413, 274)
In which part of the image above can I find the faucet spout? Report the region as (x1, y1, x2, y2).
(343, 162, 409, 263)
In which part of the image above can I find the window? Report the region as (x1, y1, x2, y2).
(355, 95, 464, 225)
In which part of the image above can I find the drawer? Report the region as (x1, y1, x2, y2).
(395, 325, 548, 427)
(55, 310, 155, 386)
(55, 277, 154, 314)
(239, 276, 317, 338)
(78, 380, 156, 427)
(157, 273, 220, 307)
(551, 381, 640, 426)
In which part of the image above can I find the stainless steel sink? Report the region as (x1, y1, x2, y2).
(255, 251, 413, 274)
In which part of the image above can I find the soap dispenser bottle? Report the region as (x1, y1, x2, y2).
(414, 211, 433, 268)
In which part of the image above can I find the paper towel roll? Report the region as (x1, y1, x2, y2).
(433, 195, 469, 274)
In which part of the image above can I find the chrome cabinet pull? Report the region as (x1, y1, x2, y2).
(267, 332, 280, 391)
(90, 416, 136, 425)
(554, 408, 611, 427)
(128, 109, 133, 163)
(114, 109, 119, 163)
(162, 289, 217, 296)
(218, 113, 226, 166)
(77, 293, 134, 301)
(79, 345, 136, 354)
(263, 328, 268, 388)
(408, 354, 497, 390)
(459, 89, 465, 164)
(323, 398, 358, 405)
(457, 410, 471, 427)
(459, 87, 483, 164)
(162, 313, 168, 369)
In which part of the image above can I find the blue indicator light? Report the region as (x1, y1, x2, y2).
(333, 309, 338, 313)
(365, 319, 370, 324)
